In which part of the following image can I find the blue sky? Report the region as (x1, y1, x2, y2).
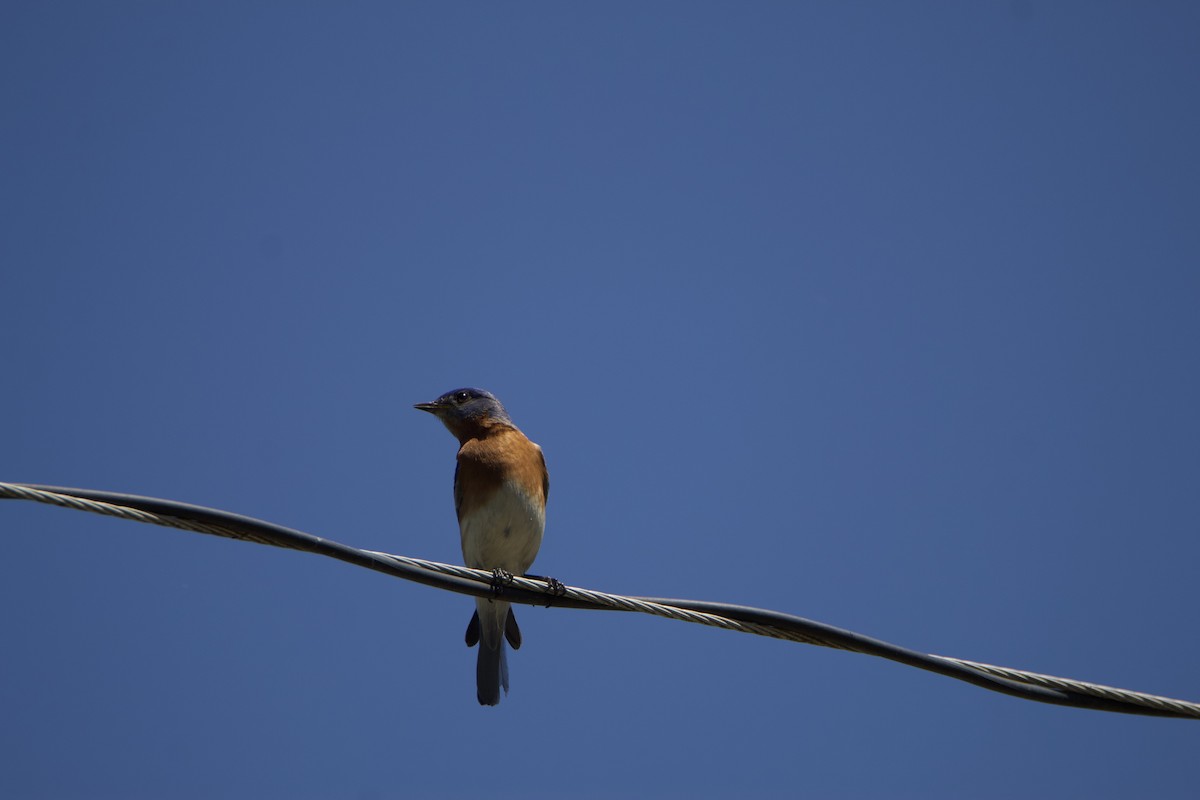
(3, 2, 1198, 797)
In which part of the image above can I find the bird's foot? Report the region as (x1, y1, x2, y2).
(523, 573, 568, 605)
(489, 568, 515, 595)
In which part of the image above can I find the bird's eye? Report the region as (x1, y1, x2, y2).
(456, 391, 470, 403)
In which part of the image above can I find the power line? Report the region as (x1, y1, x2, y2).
(2, 481, 1196, 719)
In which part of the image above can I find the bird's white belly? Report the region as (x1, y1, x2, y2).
(459, 480, 544, 574)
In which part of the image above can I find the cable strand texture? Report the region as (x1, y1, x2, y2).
(2, 481, 1196, 720)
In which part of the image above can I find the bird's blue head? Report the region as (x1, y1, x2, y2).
(414, 387, 514, 441)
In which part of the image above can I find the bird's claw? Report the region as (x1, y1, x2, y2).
(533, 576, 567, 606)
(489, 568, 515, 595)
(521, 572, 568, 603)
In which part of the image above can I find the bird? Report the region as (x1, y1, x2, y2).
(414, 388, 549, 706)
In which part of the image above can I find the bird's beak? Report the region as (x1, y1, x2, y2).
(413, 402, 440, 414)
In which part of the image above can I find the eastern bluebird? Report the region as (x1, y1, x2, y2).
(414, 388, 548, 706)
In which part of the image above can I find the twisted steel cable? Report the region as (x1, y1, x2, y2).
(3, 481, 1196, 719)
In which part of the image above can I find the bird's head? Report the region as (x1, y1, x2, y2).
(414, 387, 514, 440)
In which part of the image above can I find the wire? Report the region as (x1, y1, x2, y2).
(2, 481, 1196, 719)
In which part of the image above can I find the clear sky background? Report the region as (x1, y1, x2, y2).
(3, 2, 1198, 798)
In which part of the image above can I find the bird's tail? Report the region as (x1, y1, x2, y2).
(468, 598, 521, 706)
